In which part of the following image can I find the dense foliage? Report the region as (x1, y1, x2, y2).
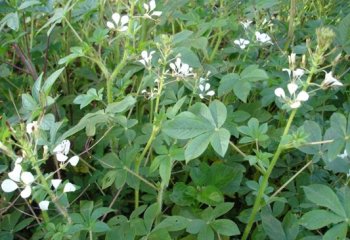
(0, 0, 350, 239)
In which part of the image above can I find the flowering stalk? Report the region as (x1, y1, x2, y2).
(22, 142, 72, 224)
(242, 56, 322, 240)
(106, 1, 135, 104)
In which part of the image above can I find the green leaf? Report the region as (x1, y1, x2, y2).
(198, 225, 214, 240)
(210, 219, 240, 236)
(210, 128, 230, 157)
(209, 100, 227, 128)
(18, 0, 41, 10)
(101, 171, 117, 189)
(159, 157, 172, 186)
(303, 184, 346, 217)
(186, 219, 206, 234)
(233, 79, 251, 103)
(173, 47, 201, 68)
(42, 68, 65, 95)
(154, 216, 189, 231)
(4, 12, 19, 31)
(163, 112, 213, 140)
(323, 222, 348, 240)
(261, 209, 287, 240)
(172, 30, 193, 45)
(218, 73, 240, 97)
(73, 88, 103, 109)
(91, 208, 113, 221)
(105, 95, 136, 114)
(80, 201, 94, 221)
(212, 202, 234, 219)
(92, 221, 110, 233)
(197, 185, 224, 205)
(240, 65, 269, 82)
(299, 210, 344, 230)
(185, 132, 212, 162)
(144, 203, 159, 231)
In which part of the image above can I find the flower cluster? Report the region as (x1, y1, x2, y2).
(53, 140, 80, 166)
(198, 75, 215, 99)
(139, 50, 155, 69)
(255, 31, 272, 44)
(283, 68, 305, 82)
(274, 82, 309, 109)
(169, 58, 194, 78)
(106, 13, 129, 32)
(1, 157, 35, 198)
(321, 71, 343, 88)
(234, 38, 250, 49)
(141, 87, 159, 99)
(143, 0, 162, 19)
(240, 20, 252, 30)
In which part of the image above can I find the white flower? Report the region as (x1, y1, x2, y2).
(169, 58, 194, 78)
(53, 140, 75, 164)
(53, 140, 70, 155)
(234, 38, 250, 49)
(139, 50, 155, 68)
(321, 71, 343, 88)
(255, 31, 272, 44)
(143, 0, 162, 19)
(106, 13, 129, 32)
(274, 85, 309, 109)
(240, 20, 252, 30)
(63, 182, 76, 193)
(198, 80, 215, 99)
(39, 200, 50, 211)
(1, 164, 35, 199)
(51, 179, 62, 190)
(283, 68, 305, 81)
(26, 121, 38, 134)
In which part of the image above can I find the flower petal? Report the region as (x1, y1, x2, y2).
(39, 200, 50, 211)
(296, 91, 309, 101)
(51, 179, 62, 190)
(8, 164, 22, 182)
(287, 83, 298, 95)
(143, 3, 149, 12)
(56, 153, 68, 162)
(15, 157, 23, 164)
(206, 90, 215, 96)
(274, 88, 285, 98)
(149, 0, 156, 11)
(112, 13, 121, 25)
(68, 156, 79, 167)
(151, 11, 162, 16)
(120, 15, 129, 26)
(20, 185, 32, 198)
(21, 172, 35, 185)
(1, 179, 18, 192)
(290, 101, 301, 109)
(106, 21, 115, 29)
(63, 182, 76, 193)
(53, 140, 70, 155)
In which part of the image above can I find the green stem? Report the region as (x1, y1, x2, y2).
(241, 64, 318, 240)
(32, 163, 72, 223)
(134, 65, 166, 209)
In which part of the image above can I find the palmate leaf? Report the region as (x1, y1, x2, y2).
(163, 100, 230, 162)
(303, 184, 346, 217)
